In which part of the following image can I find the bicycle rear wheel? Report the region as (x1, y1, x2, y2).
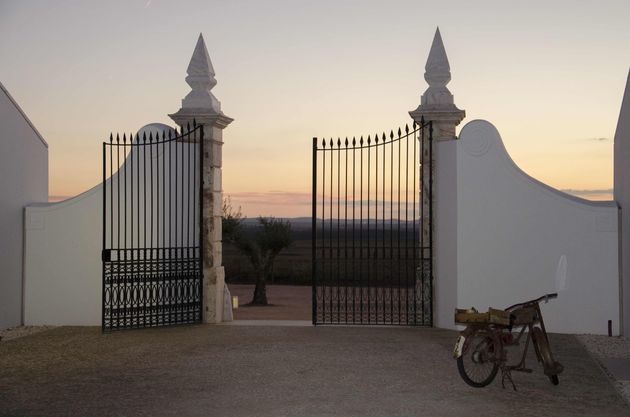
(457, 328, 500, 387)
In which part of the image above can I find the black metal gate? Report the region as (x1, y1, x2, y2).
(102, 123, 204, 331)
(311, 120, 433, 325)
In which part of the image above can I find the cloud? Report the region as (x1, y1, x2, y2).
(48, 195, 72, 202)
(561, 188, 613, 200)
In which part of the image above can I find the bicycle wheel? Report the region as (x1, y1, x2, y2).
(531, 326, 562, 385)
(457, 328, 500, 387)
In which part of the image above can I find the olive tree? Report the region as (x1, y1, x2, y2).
(222, 198, 292, 305)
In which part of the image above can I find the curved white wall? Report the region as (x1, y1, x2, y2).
(453, 120, 619, 335)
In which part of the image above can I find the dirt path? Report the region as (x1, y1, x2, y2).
(1, 325, 628, 417)
(228, 284, 311, 321)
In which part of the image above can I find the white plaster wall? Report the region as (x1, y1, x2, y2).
(453, 120, 619, 335)
(614, 70, 630, 336)
(434, 140, 458, 329)
(0, 83, 48, 330)
(24, 125, 199, 326)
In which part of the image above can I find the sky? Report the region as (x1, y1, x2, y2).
(0, 0, 628, 217)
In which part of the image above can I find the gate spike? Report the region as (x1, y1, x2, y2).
(329, 138, 334, 147)
(345, 137, 349, 147)
(161, 130, 166, 141)
(352, 136, 356, 147)
(382, 132, 386, 142)
(122, 133, 127, 143)
(322, 138, 326, 148)
(420, 116, 425, 125)
(109, 133, 113, 143)
(360, 136, 364, 145)
(413, 121, 418, 129)
(148, 131, 153, 143)
(116, 133, 120, 143)
(375, 134, 379, 144)
(397, 127, 402, 137)
(168, 129, 173, 140)
(142, 131, 147, 144)
(390, 130, 394, 140)
(405, 124, 409, 134)
(193, 119, 197, 128)
(186, 121, 191, 133)
(367, 135, 371, 144)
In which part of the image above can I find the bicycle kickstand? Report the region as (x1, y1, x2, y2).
(501, 367, 517, 391)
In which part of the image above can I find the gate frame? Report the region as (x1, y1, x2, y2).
(311, 119, 434, 326)
(101, 123, 204, 332)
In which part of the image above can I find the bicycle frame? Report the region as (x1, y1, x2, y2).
(454, 293, 560, 390)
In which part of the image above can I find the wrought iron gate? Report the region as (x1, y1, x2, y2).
(311, 120, 433, 326)
(102, 123, 204, 331)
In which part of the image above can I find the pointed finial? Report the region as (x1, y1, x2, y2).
(409, 28, 465, 140)
(180, 33, 221, 112)
(425, 28, 451, 89)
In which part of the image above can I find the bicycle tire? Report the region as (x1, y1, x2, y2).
(456, 328, 500, 388)
(532, 326, 562, 384)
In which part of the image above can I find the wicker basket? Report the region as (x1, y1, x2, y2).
(454, 307, 511, 326)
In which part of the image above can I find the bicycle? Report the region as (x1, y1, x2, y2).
(453, 293, 563, 390)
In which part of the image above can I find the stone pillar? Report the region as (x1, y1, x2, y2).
(409, 28, 465, 329)
(614, 69, 630, 336)
(170, 34, 233, 323)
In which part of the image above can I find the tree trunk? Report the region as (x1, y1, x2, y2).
(251, 270, 268, 305)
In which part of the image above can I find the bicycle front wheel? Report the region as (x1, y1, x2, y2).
(456, 328, 501, 387)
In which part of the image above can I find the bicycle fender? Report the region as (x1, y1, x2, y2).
(453, 335, 466, 359)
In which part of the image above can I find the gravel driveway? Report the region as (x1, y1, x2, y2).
(0, 325, 628, 417)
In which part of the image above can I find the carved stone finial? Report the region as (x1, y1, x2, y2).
(181, 33, 221, 112)
(422, 28, 453, 107)
(169, 33, 233, 130)
(410, 28, 465, 140)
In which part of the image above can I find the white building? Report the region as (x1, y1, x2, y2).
(0, 82, 48, 331)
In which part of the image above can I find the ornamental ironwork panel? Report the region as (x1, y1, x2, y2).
(102, 123, 204, 331)
(311, 120, 433, 326)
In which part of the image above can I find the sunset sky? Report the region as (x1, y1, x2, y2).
(1, 0, 628, 217)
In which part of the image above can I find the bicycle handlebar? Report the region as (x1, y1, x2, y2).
(506, 293, 558, 311)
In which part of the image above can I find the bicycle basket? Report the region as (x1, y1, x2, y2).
(454, 307, 511, 326)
